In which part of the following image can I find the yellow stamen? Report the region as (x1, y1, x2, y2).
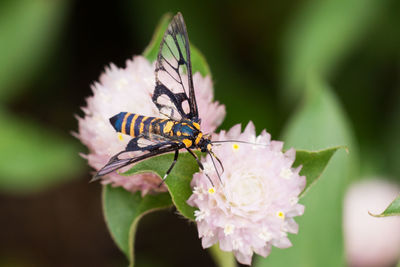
(232, 143, 239, 150)
(208, 187, 215, 194)
(118, 133, 123, 141)
(277, 211, 285, 220)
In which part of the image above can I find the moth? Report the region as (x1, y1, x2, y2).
(93, 13, 227, 185)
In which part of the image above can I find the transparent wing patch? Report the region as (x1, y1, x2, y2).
(153, 12, 199, 122)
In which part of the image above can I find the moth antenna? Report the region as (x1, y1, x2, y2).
(211, 140, 268, 147)
(204, 172, 215, 187)
(210, 150, 224, 175)
(208, 151, 222, 184)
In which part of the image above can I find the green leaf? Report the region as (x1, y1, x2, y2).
(281, 0, 387, 100)
(0, 109, 83, 193)
(142, 13, 211, 77)
(123, 152, 202, 220)
(102, 185, 172, 266)
(294, 147, 344, 198)
(0, 0, 69, 102)
(370, 195, 400, 217)
(255, 75, 358, 267)
(208, 244, 236, 267)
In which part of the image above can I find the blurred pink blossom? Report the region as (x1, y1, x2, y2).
(344, 179, 400, 267)
(76, 56, 225, 195)
(187, 122, 306, 265)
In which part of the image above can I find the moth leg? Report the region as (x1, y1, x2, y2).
(185, 148, 204, 169)
(158, 149, 179, 187)
(185, 148, 214, 187)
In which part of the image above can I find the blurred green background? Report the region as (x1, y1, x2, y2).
(0, 0, 399, 266)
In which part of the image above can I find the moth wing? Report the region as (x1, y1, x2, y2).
(93, 142, 181, 180)
(153, 13, 199, 122)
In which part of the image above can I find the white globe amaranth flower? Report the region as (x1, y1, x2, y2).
(187, 122, 306, 265)
(344, 179, 400, 267)
(76, 56, 225, 195)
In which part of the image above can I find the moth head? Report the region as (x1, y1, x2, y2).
(199, 134, 212, 152)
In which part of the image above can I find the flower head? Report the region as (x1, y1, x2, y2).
(76, 56, 225, 195)
(344, 179, 400, 267)
(187, 122, 306, 265)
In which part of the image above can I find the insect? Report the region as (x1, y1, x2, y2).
(93, 12, 226, 185)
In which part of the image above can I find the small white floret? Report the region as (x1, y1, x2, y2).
(280, 168, 293, 179)
(224, 224, 235, 236)
(193, 186, 205, 200)
(258, 228, 272, 242)
(194, 209, 209, 222)
(232, 239, 243, 250)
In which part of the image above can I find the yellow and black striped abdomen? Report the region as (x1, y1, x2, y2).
(109, 112, 176, 139)
(110, 112, 156, 138)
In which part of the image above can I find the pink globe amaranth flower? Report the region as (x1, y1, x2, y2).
(76, 56, 225, 195)
(344, 179, 400, 267)
(187, 122, 306, 265)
